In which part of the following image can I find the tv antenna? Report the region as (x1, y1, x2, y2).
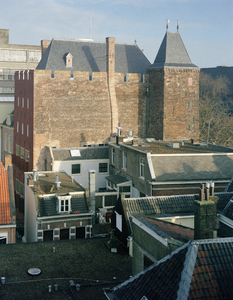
(90, 12, 92, 39)
(166, 19, 170, 31)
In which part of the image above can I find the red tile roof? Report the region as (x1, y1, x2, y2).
(0, 163, 12, 224)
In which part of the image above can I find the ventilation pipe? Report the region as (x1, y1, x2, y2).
(33, 169, 37, 181)
(48, 285, 52, 293)
(55, 174, 61, 188)
(210, 181, 215, 196)
(1, 277, 5, 284)
(205, 182, 210, 201)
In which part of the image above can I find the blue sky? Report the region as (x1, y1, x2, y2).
(1, 0, 232, 68)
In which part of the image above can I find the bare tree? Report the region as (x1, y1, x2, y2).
(199, 73, 233, 147)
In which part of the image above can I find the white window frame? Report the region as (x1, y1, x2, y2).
(57, 195, 71, 213)
(99, 162, 108, 174)
(0, 232, 8, 244)
(139, 157, 145, 179)
(122, 151, 127, 169)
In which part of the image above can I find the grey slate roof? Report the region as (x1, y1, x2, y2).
(105, 238, 233, 300)
(37, 39, 151, 74)
(151, 154, 233, 181)
(39, 194, 88, 217)
(149, 31, 198, 69)
(106, 174, 131, 185)
(52, 146, 109, 161)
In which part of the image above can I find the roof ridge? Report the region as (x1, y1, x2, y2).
(177, 242, 198, 299)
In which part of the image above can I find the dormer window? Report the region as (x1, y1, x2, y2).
(66, 53, 73, 67)
(57, 195, 71, 213)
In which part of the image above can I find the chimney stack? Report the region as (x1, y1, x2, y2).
(55, 174, 61, 188)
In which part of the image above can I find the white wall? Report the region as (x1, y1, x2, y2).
(24, 184, 38, 243)
(53, 159, 109, 190)
(160, 216, 194, 229)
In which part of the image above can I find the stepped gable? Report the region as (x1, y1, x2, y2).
(37, 38, 151, 74)
(105, 238, 233, 300)
(149, 31, 198, 69)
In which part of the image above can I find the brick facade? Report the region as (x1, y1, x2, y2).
(147, 68, 199, 140)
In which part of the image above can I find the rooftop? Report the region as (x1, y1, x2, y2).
(0, 163, 12, 224)
(28, 171, 85, 195)
(0, 237, 132, 300)
(120, 139, 233, 155)
(105, 238, 233, 300)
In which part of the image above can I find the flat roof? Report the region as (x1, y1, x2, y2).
(28, 171, 84, 195)
(119, 139, 233, 155)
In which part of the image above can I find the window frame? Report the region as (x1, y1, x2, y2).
(112, 147, 115, 165)
(139, 157, 145, 179)
(71, 164, 81, 175)
(99, 162, 108, 173)
(122, 150, 127, 170)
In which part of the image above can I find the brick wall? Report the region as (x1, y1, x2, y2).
(147, 68, 199, 140)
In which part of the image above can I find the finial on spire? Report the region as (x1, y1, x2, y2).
(166, 19, 170, 31)
(177, 20, 179, 32)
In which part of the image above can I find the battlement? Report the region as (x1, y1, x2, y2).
(16, 69, 149, 84)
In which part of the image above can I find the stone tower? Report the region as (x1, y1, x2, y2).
(147, 30, 200, 141)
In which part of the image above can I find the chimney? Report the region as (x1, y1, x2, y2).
(4, 155, 12, 169)
(41, 40, 51, 57)
(33, 169, 37, 181)
(106, 37, 118, 136)
(194, 182, 219, 240)
(55, 174, 61, 189)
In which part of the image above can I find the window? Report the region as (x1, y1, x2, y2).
(18, 97, 19, 106)
(8, 135, 12, 154)
(66, 53, 73, 67)
(17, 121, 19, 133)
(112, 148, 115, 165)
(188, 77, 193, 86)
(16, 145, 20, 156)
(116, 212, 122, 232)
(119, 186, 131, 193)
(71, 164, 81, 174)
(188, 125, 193, 131)
(22, 123, 24, 135)
(122, 151, 127, 169)
(99, 163, 108, 173)
(20, 183, 24, 197)
(0, 49, 27, 62)
(139, 157, 145, 179)
(188, 101, 192, 109)
(22, 98, 24, 108)
(16, 180, 20, 194)
(60, 199, 69, 212)
(27, 124, 29, 137)
(20, 147, 24, 159)
(4, 133, 7, 151)
(25, 150, 29, 162)
(27, 98, 29, 109)
(57, 195, 71, 213)
(29, 51, 41, 62)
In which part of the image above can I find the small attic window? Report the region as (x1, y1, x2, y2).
(66, 53, 73, 67)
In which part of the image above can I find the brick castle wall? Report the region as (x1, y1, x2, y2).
(147, 68, 199, 140)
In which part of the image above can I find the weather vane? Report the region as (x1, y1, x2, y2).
(177, 20, 179, 32)
(166, 19, 170, 31)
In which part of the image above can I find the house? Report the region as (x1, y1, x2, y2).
(0, 28, 41, 98)
(1, 110, 14, 162)
(108, 138, 233, 197)
(111, 185, 233, 251)
(23, 170, 93, 243)
(104, 237, 233, 300)
(45, 145, 110, 190)
(0, 159, 16, 243)
(130, 213, 194, 275)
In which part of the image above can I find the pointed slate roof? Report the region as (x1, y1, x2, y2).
(37, 38, 151, 74)
(105, 238, 233, 300)
(149, 31, 198, 69)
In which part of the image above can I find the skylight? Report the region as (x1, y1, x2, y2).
(70, 150, 81, 157)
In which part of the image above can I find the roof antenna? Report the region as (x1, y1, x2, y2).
(90, 12, 92, 39)
(177, 20, 179, 32)
(166, 19, 170, 31)
(134, 39, 137, 45)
